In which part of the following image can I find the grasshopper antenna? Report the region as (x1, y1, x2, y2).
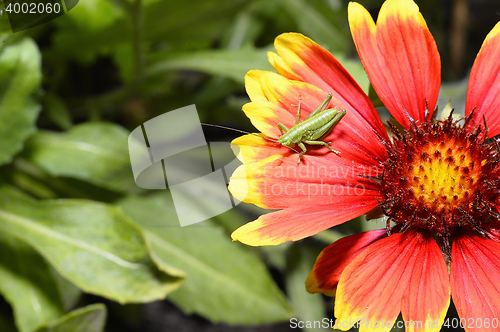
(201, 123, 278, 142)
(200, 123, 301, 155)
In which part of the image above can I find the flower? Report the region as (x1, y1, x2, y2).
(229, 33, 389, 246)
(229, 0, 500, 330)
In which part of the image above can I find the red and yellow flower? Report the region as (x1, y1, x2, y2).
(229, 0, 500, 330)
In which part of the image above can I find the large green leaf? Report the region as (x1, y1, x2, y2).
(146, 46, 273, 84)
(0, 233, 65, 332)
(146, 45, 368, 91)
(35, 304, 106, 332)
(118, 193, 294, 325)
(0, 186, 182, 304)
(23, 123, 137, 193)
(280, 0, 348, 53)
(0, 38, 42, 165)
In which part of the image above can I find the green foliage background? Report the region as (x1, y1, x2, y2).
(0, 0, 498, 331)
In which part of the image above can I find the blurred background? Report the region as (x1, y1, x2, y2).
(0, 0, 498, 331)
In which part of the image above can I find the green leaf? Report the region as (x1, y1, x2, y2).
(23, 123, 137, 193)
(35, 304, 106, 332)
(0, 38, 42, 166)
(0, 233, 65, 332)
(49, 0, 249, 60)
(146, 46, 273, 84)
(0, 186, 182, 304)
(118, 193, 294, 325)
(312, 229, 344, 244)
(280, 0, 347, 52)
(146, 43, 367, 92)
(112, 43, 135, 83)
(49, 266, 82, 312)
(0, 3, 13, 34)
(42, 95, 72, 131)
(286, 244, 329, 332)
(62, 0, 124, 32)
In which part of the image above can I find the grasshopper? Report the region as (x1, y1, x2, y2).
(277, 93, 346, 164)
(202, 93, 346, 164)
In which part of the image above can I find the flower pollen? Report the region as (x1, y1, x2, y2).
(379, 114, 500, 239)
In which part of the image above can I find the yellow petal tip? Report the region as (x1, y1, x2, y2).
(231, 220, 266, 246)
(231, 218, 287, 246)
(305, 270, 337, 297)
(348, 1, 376, 34)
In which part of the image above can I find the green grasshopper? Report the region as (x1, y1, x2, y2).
(202, 93, 346, 164)
(277, 93, 346, 164)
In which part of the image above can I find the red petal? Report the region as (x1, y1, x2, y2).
(465, 22, 500, 137)
(335, 230, 450, 331)
(451, 232, 500, 332)
(231, 200, 379, 246)
(228, 153, 383, 210)
(306, 229, 387, 296)
(400, 236, 450, 332)
(348, 0, 440, 129)
(229, 141, 384, 246)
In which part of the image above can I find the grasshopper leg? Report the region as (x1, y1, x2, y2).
(295, 96, 302, 125)
(304, 140, 340, 155)
(297, 142, 307, 164)
(305, 93, 333, 120)
(278, 122, 289, 136)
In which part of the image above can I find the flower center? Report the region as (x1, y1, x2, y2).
(378, 115, 500, 238)
(408, 138, 477, 206)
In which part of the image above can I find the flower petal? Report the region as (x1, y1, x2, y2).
(231, 134, 285, 165)
(451, 232, 500, 332)
(272, 33, 388, 140)
(245, 70, 269, 102)
(242, 100, 293, 138)
(400, 238, 450, 332)
(267, 51, 303, 81)
(348, 0, 440, 129)
(335, 230, 449, 332)
(230, 201, 378, 246)
(228, 141, 383, 246)
(306, 229, 387, 296)
(465, 22, 500, 137)
(228, 153, 383, 210)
